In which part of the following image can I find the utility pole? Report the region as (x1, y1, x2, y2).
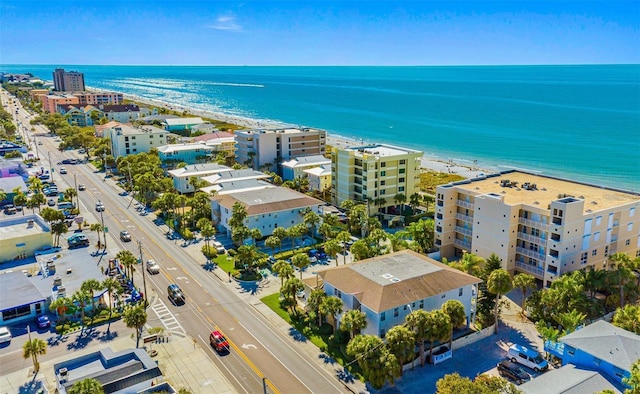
(99, 202, 107, 250)
(73, 173, 79, 213)
(138, 240, 148, 307)
(47, 151, 53, 182)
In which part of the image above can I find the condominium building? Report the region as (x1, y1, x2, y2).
(40, 94, 80, 113)
(331, 144, 422, 213)
(167, 163, 232, 194)
(157, 143, 215, 167)
(435, 170, 640, 287)
(235, 127, 327, 172)
(52, 68, 85, 92)
(73, 91, 123, 106)
(281, 154, 332, 181)
(106, 124, 168, 159)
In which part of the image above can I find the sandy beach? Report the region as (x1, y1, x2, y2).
(126, 93, 496, 180)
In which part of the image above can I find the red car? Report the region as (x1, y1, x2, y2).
(209, 330, 229, 353)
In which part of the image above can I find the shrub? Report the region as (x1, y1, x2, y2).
(201, 245, 218, 260)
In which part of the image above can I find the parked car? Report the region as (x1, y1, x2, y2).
(209, 330, 229, 353)
(146, 260, 160, 274)
(44, 188, 58, 197)
(35, 315, 51, 329)
(212, 240, 226, 254)
(78, 184, 86, 191)
(508, 344, 549, 372)
(78, 148, 85, 154)
(497, 360, 531, 384)
(67, 233, 89, 249)
(167, 284, 185, 305)
(0, 327, 11, 343)
(47, 199, 56, 206)
(3, 204, 17, 215)
(119, 230, 132, 242)
(59, 167, 67, 174)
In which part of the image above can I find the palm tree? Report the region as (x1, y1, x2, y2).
(306, 289, 327, 326)
(409, 193, 422, 215)
(442, 300, 466, 349)
(623, 359, 640, 393)
(385, 325, 415, 375)
(612, 304, 640, 334)
(281, 278, 304, 315)
(393, 193, 406, 212)
(116, 250, 137, 284)
(339, 309, 367, 339)
(406, 309, 430, 367)
(324, 239, 342, 267)
(101, 278, 122, 323)
(513, 273, 536, 315)
(319, 296, 343, 330)
(487, 269, 513, 335)
(303, 210, 321, 237)
(272, 260, 294, 287)
(265, 236, 280, 255)
(199, 223, 216, 259)
(124, 304, 147, 348)
(72, 290, 91, 334)
(318, 222, 334, 241)
(249, 227, 262, 245)
(80, 279, 102, 316)
(64, 187, 77, 207)
(336, 231, 351, 265)
(554, 309, 586, 336)
(449, 252, 484, 276)
(68, 378, 104, 394)
(23, 337, 47, 373)
(607, 253, 637, 308)
(49, 296, 73, 322)
(291, 252, 311, 280)
(272, 227, 288, 252)
(425, 310, 451, 362)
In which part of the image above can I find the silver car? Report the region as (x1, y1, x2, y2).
(146, 260, 160, 274)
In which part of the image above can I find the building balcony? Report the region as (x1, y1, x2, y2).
(516, 247, 546, 261)
(515, 261, 544, 278)
(455, 213, 473, 223)
(453, 238, 471, 250)
(457, 200, 474, 209)
(455, 226, 473, 236)
(517, 232, 547, 245)
(518, 217, 549, 230)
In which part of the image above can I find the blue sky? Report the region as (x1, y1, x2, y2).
(1, 1, 638, 65)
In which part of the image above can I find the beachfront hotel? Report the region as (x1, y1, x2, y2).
(52, 68, 85, 92)
(235, 127, 327, 172)
(106, 123, 168, 159)
(435, 170, 640, 287)
(331, 144, 422, 213)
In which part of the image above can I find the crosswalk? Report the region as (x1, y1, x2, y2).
(149, 299, 186, 335)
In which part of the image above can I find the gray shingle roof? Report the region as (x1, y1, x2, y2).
(520, 364, 621, 394)
(561, 320, 640, 372)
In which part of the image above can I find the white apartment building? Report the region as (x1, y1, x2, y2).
(319, 250, 481, 338)
(435, 170, 640, 287)
(304, 165, 332, 194)
(281, 154, 331, 181)
(331, 144, 423, 213)
(211, 186, 324, 238)
(235, 128, 327, 172)
(107, 124, 168, 159)
(167, 163, 233, 194)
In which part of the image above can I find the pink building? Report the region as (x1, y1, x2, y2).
(40, 94, 80, 113)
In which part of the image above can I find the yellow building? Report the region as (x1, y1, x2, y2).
(0, 214, 53, 262)
(331, 144, 422, 213)
(435, 170, 640, 287)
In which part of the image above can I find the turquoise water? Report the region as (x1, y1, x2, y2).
(2, 64, 639, 190)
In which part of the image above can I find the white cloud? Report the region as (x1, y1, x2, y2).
(208, 15, 242, 32)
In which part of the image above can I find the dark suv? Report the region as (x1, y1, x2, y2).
(497, 360, 531, 384)
(167, 284, 185, 305)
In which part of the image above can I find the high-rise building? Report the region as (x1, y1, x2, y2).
(52, 68, 85, 92)
(235, 127, 327, 172)
(331, 144, 422, 213)
(435, 170, 640, 287)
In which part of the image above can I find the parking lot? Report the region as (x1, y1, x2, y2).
(378, 298, 548, 393)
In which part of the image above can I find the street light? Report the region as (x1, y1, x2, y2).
(47, 151, 53, 182)
(98, 201, 107, 250)
(73, 173, 79, 213)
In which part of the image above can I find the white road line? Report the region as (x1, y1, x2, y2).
(197, 334, 250, 394)
(150, 300, 185, 334)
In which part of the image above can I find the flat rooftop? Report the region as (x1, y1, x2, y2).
(442, 170, 640, 212)
(109, 124, 167, 135)
(167, 163, 231, 177)
(347, 143, 422, 157)
(239, 127, 326, 135)
(350, 252, 443, 285)
(0, 215, 50, 241)
(157, 143, 214, 153)
(0, 271, 45, 311)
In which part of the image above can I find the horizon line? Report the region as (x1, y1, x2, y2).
(2, 63, 639, 68)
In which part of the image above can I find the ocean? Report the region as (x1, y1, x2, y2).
(2, 64, 639, 191)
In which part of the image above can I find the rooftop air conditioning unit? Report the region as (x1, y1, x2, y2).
(59, 367, 68, 377)
(53, 276, 62, 286)
(57, 285, 66, 296)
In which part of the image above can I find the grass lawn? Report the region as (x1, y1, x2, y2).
(260, 293, 364, 381)
(214, 254, 235, 274)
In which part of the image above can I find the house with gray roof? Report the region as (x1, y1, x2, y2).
(318, 250, 481, 338)
(547, 320, 640, 390)
(281, 154, 331, 181)
(167, 163, 232, 194)
(520, 364, 622, 394)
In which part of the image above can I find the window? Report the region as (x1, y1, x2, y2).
(399, 186, 405, 192)
(399, 159, 405, 165)
(394, 308, 399, 317)
(380, 162, 386, 167)
(381, 312, 386, 321)
(605, 245, 609, 257)
(380, 171, 386, 176)
(419, 300, 424, 309)
(459, 288, 463, 296)
(380, 190, 386, 195)
(399, 168, 405, 174)
(381, 180, 386, 186)
(580, 252, 588, 264)
(399, 177, 405, 183)
(626, 239, 631, 246)
(592, 249, 597, 256)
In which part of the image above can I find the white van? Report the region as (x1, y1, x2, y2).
(508, 344, 549, 372)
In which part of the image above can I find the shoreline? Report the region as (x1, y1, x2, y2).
(124, 93, 495, 180)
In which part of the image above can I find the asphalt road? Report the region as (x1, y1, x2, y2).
(0, 93, 353, 394)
